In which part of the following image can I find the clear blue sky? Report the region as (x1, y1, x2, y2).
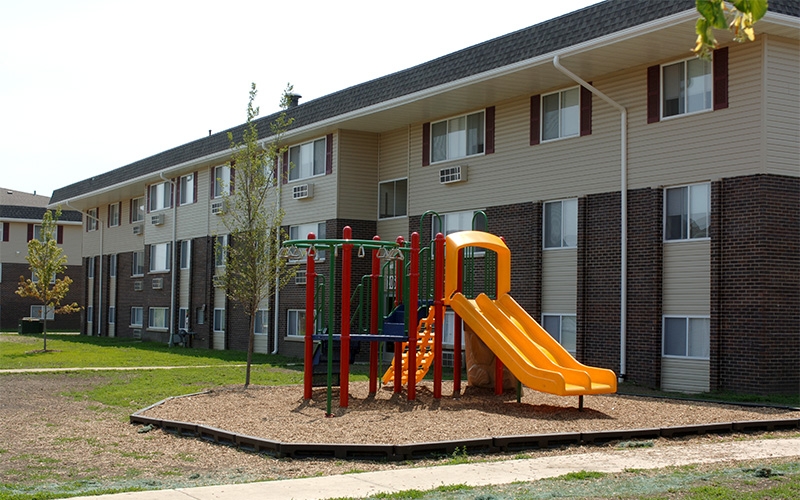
(0, 0, 599, 198)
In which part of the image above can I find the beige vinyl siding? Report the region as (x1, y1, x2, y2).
(662, 240, 710, 315)
(2, 222, 32, 263)
(337, 130, 379, 220)
(377, 218, 408, 242)
(765, 36, 800, 177)
(661, 357, 710, 393)
(629, 42, 765, 188)
(282, 134, 338, 226)
(541, 248, 577, 313)
(379, 128, 410, 181)
(102, 201, 142, 255)
(176, 170, 210, 240)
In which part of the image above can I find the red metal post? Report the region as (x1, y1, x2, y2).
(393, 236, 404, 394)
(453, 249, 463, 394)
(408, 232, 419, 401)
(369, 235, 381, 394)
(433, 232, 445, 399)
(340, 226, 352, 408)
(303, 233, 317, 400)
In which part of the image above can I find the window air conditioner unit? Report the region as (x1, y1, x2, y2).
(150, 213, 164, 226)
(212, 275, 224, 288)
(133, 281, 143, 291)
(292, 183, 313, 200)
(295, 269, 307, 285)
(132, 224, 143, 235)
(439, 165, 467, 184)
(132, 329, 142, 338)
(152, 277, 164, 290)
(211, 200, 224, 215)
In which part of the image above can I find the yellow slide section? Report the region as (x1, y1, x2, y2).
(382, 307, 436, 385)
(450, 292, 616, 396)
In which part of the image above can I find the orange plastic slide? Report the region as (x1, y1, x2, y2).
(449, 292, 617, 396)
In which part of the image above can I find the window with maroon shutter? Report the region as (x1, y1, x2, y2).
(530, 95, 541, 146)
(533, 86, 589, 143)
(485, 107, 495, 154)
(287, 138, 326, 181)
(651, 49, 722, 122)
(422, 122, 431, 166)
(427, 110, 486, 162)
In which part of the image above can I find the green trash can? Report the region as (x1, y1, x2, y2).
(19, 317, 43, 334)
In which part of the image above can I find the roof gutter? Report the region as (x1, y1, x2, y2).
(552, 54, 628, 381)
(65, 200, 104, 337)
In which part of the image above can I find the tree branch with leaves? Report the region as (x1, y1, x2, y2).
(694, 0, 768, 59)
(16, 208, 80, 351)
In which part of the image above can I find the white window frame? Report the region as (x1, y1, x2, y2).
(430, 110, 485, 163)
(148, 307, 169, 330)
(661, 56, 712, 119)
(149, 242, 171, 273)
(213, 165, 231, 198)
(178, 307, 189, 330)
(255, 309, 269, 335)
(541, 86, 580, 142)
(86, 306, 94, 324)
(109, 254, 117, 278)
(108, 306, 115, 325)
(289, 222, 326, 262)
(179, 173, 195, 206)
(131, 196, 145, 223)
(32, 224, 43, 241)
(213, 308, 225, 333)
(664, 183, 710, 242)
(179, 240, 191, 270)
(542, 314, 577, 355)
(130, 307, 144, 327)
(31, 305, 54, 320)
(286, 309, 311, 338)
(87, 256, 95, 279)
(288, 137, 326, 182)
(131, 250, 145, 277)
(32, 271, 56, 284)
(543, 199, 578, 249)
(87, 208, 98, 231)
(149, 181, 171, 212)
(378, 178, 408, 220)
(662, 316, 710, 360)
(442, 310, 465, 349)
(214, 235, 228, 267)
(109, 203, 120, 227)
(432, 210, 487, 257)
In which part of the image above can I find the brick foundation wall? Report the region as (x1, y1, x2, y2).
(0, 263, 83, 331)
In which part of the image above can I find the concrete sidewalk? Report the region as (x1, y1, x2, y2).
(71, 437, 800, 500)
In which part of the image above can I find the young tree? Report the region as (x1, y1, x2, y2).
(16, 208, 80, 351)
(216, 83, 297, 387)
(694, 0, 768, 59)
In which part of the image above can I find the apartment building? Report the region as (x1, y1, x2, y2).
(49, 0, 799, 395)
(0, 188, 83, 331)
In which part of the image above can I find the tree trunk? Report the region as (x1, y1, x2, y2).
(245, 313, 256, 388)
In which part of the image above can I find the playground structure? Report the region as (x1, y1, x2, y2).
(281, 214, 617, 416)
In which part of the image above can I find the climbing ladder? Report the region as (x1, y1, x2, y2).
(381, 307, 437, 385)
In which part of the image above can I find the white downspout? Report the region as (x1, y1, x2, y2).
(160, 173, 178, 347)
(65, 201, 103, 337)
(553, 54, 628, 381)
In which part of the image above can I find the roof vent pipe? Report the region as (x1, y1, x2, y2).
(287, 94, 302, 108)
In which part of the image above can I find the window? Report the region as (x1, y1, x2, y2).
(378, 179, 408, 219)
(180, 240, 191, 269)
(255, 309, 268, 335)
(32, 224, 43, 241)
(288, 138, 326, 181)
(287, 309, 307, 337)
(543, 314, 577, 354)
(149, 242, 171, 272)
(87, 256, 95, 279)
(108, 306, 115, 325)
(214, 235, 228, 267)
(32, 271, 56, 284)
(664, 183, 710, 241)
(87, 208, 98, 231)
(109, 254, 117, 278)
(213, 308, 225, 332)
(149, 307, 169, 330)
(131, 307, 143, 327)
(431, 111, 484, 163)
(544, 199, 578, 249)
(109, 203, 120, 227)
(662, 58, 711, 118)
(178, 307, 189, 330)
(213, 165, 231, 198)
(289, 222, 326, 260)
(131, 197, 145, 223)
(432, 210, 486, 238)
(442, 311, 465, 348)
(132, 250, 145, 276)
(149, 181, 171, 211)
(87, 306, 93, 323)
(542, 87, 579, 141)
(179, 173, 195, 205)
(663, 316, 710, 359)
(31, 305, 54, 320)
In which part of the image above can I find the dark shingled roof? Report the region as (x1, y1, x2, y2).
(0, 205, 82, 222)
(50, 0, 797, 205)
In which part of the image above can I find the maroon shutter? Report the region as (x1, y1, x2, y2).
(175, 178, 181, 206)
(485, 106, 495, 154)
(580, 84, 592, 137)
(193, 171, 198, 202)
(129, 199, 133, 224)
(530, 95, 541, 146)
(27, 223, 33, 241)
(170, 178, 176, 207)
(325, 133, 333, 175)
(282, 151, 289, 184)
(2, 222, 9, 241)
(146, 185, 151, 213)
(107, 205, 111, 227)
(713, 46, 729, 110)
(57, 225, 64, 244)
(229, 167, 235, 193)
(422, 122, 431, 166)
(647, 65, 660, 123)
